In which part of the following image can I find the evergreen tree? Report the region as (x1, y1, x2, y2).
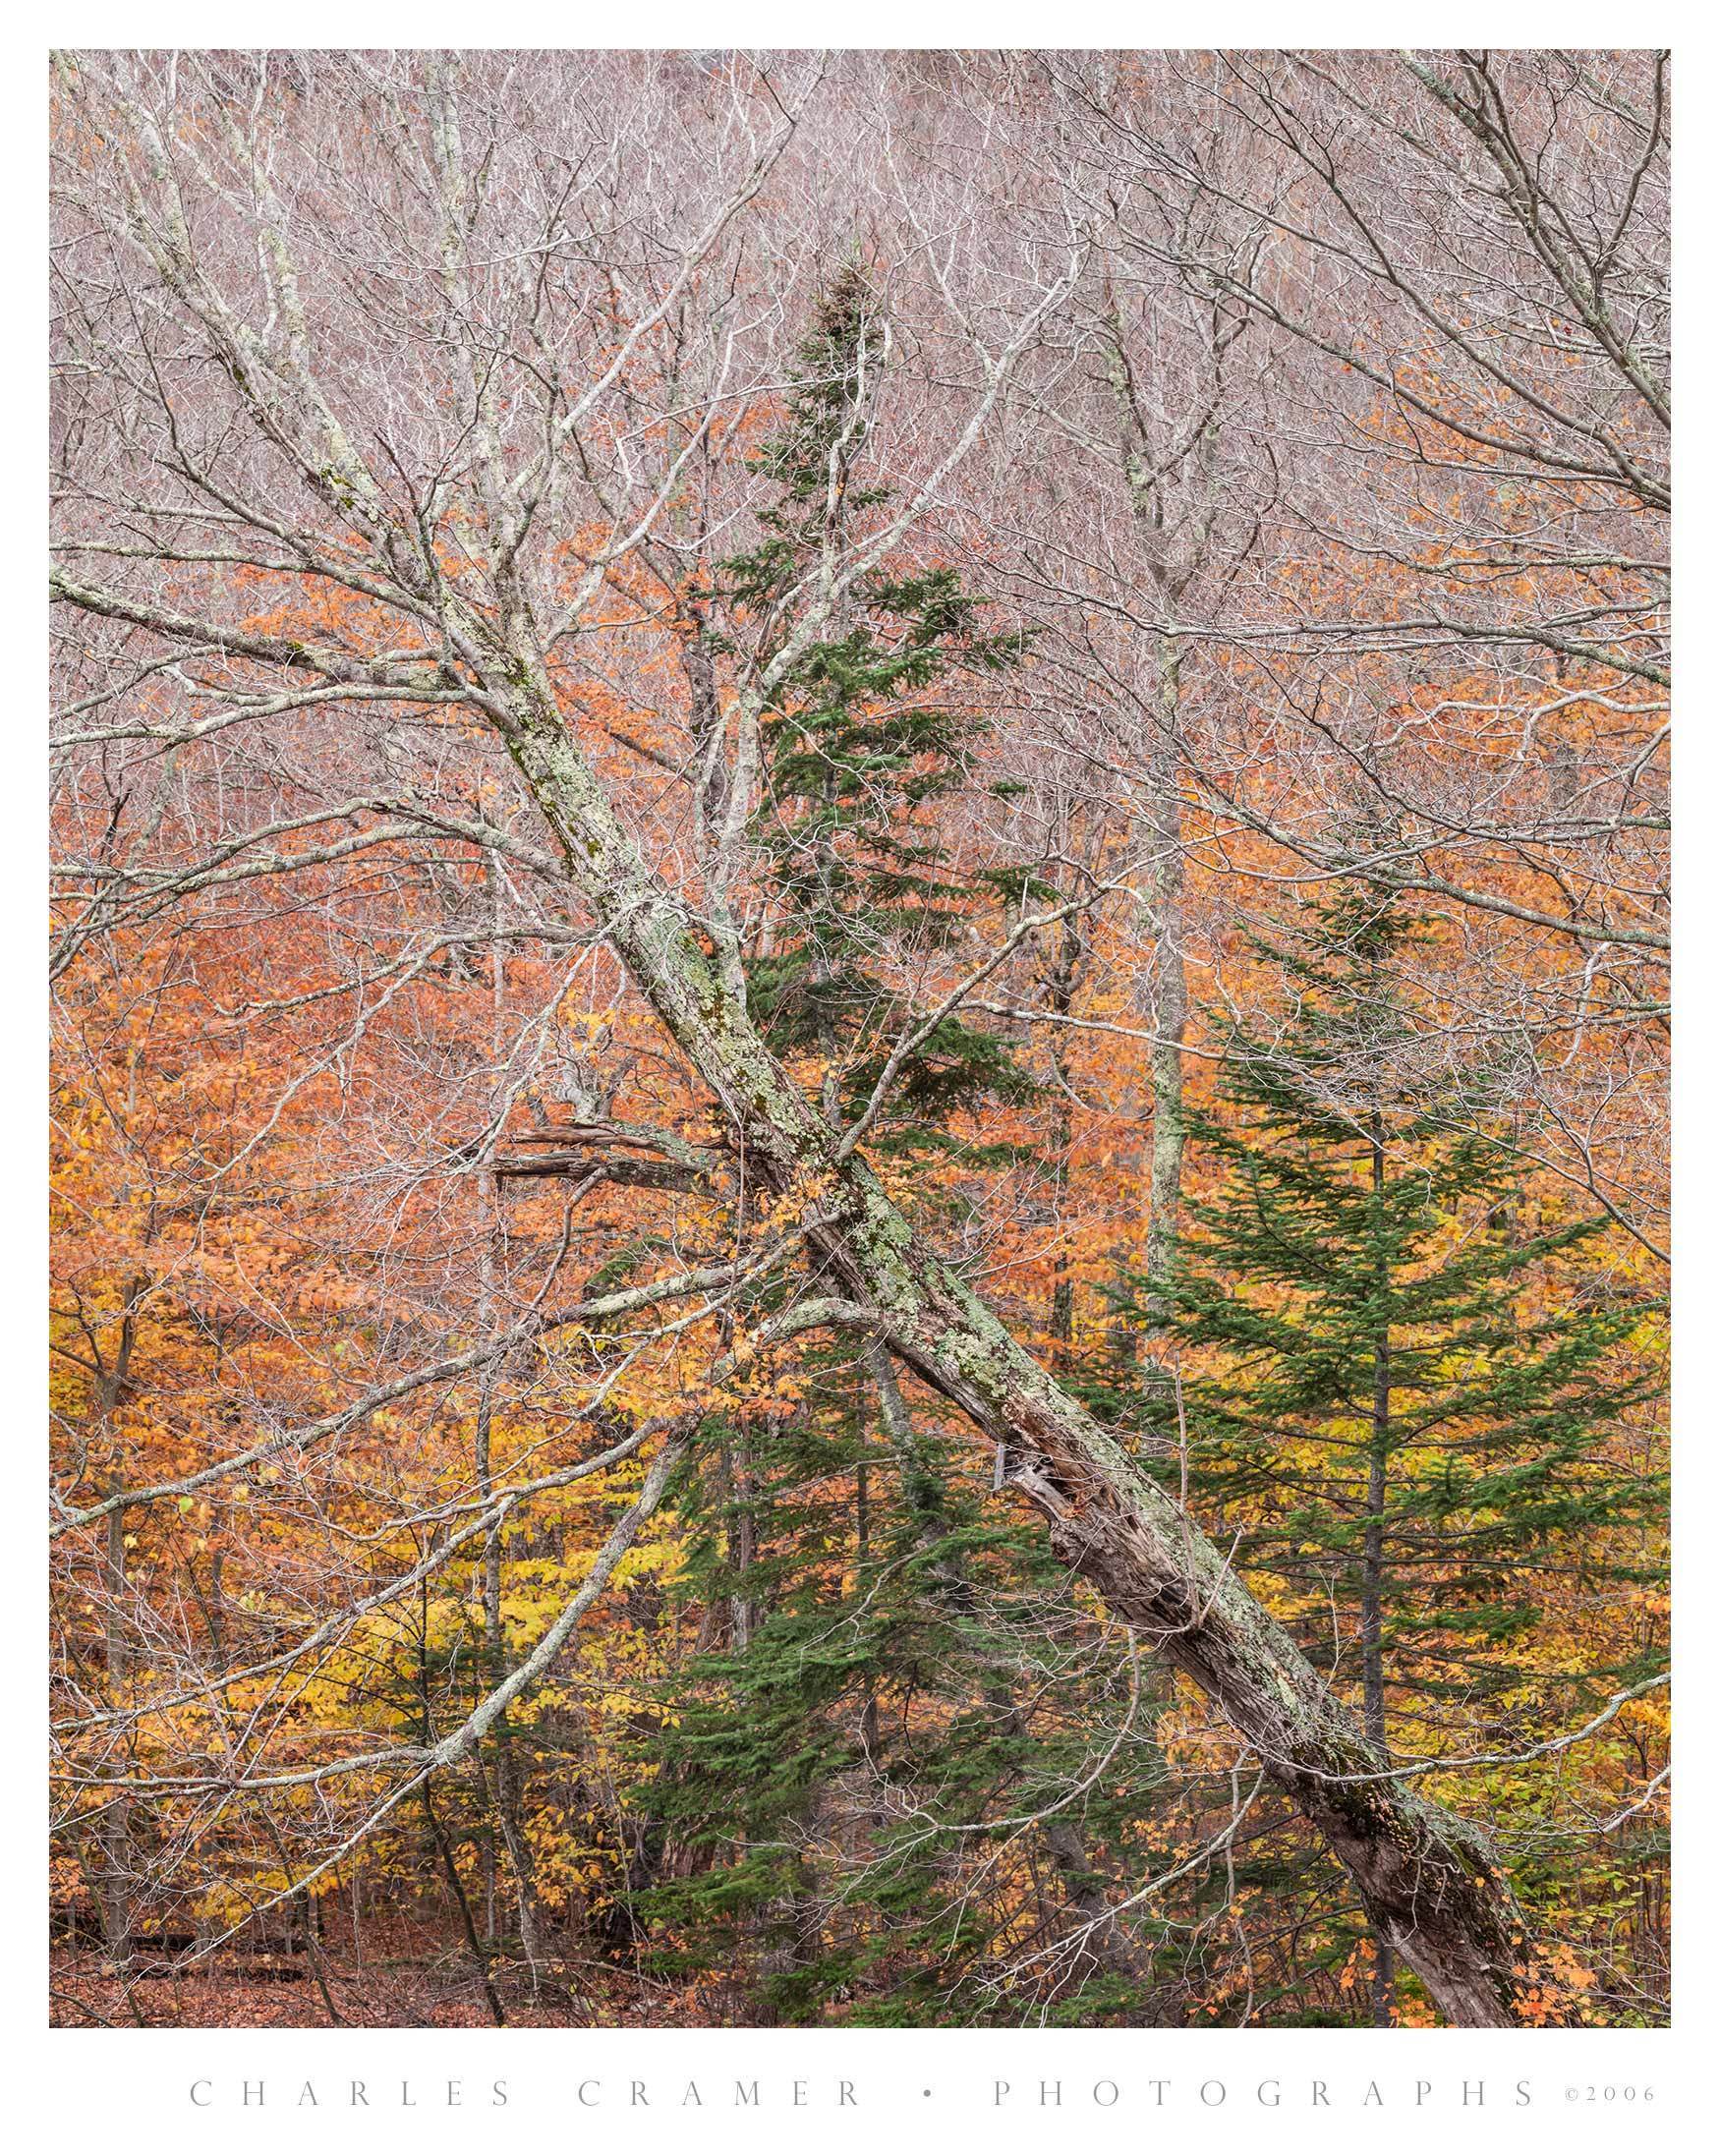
(720, 261, 1039, 1148)
(622, 273, 1163, 2024)
(1118, 877, 1662, 2019)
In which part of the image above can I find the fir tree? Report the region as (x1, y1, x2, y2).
(623, 273, 1162, 2023)
(1123, 877, 1662, 2019)
(718, 262, 1039, 1149)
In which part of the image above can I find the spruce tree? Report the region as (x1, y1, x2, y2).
(719, 262, 1039, 1144)
(1129, 877, 1662, 2020)
(622, 272, 1162, 2024)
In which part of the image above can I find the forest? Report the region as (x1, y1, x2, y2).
(48, 48, 1668, 2030)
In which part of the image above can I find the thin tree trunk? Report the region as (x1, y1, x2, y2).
(1045, 906, 1084, 1363)
(417, 1557, 508, 2027)
(855, 1446, 881, 1762)
(1042, 1815, 1143, 1994)
(474, 861, 548, 1986)
(261, 1817, 344, 2025)
(725, 1423, 759, 1652)
(96, 1297, 142, 1995)
(873, 1346, 1146, 2004)
(100, 1503, 135, 1985)
(420, 1784, 508, 2027)
(475, 1353, 547, 1984)
(1102, 324, 1191, 1338)
(1141, 632, 1188, 1335)
(1364, 1108, 1394, 2025)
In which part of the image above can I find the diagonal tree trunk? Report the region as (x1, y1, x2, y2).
(40, 80, 1531, 2014)
(479, 652, 1535, 2028)
(47, 548, 1538, 2028)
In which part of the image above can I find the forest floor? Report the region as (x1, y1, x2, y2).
(47, 1943, 709, 2027)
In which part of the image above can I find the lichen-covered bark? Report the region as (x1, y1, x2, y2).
(490, 660, 1530, 2025)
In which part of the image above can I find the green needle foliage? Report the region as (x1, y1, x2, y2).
(718, 263, 1039, 1152)
(621, 275, 1163, 2023)
(1132, 876, 1663, 1722)
(1097, 873, 1665, 2016)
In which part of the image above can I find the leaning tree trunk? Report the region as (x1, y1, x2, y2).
(46, 547, 1534, 2026)
(482, 654, 1534, 2030)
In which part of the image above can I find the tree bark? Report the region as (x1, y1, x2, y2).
(1141, 632, 1188, 1333)
(474, 862, 549, 1985)
(1365, 1107, 1395, 2025)
(481, 656, 1534, 2027)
